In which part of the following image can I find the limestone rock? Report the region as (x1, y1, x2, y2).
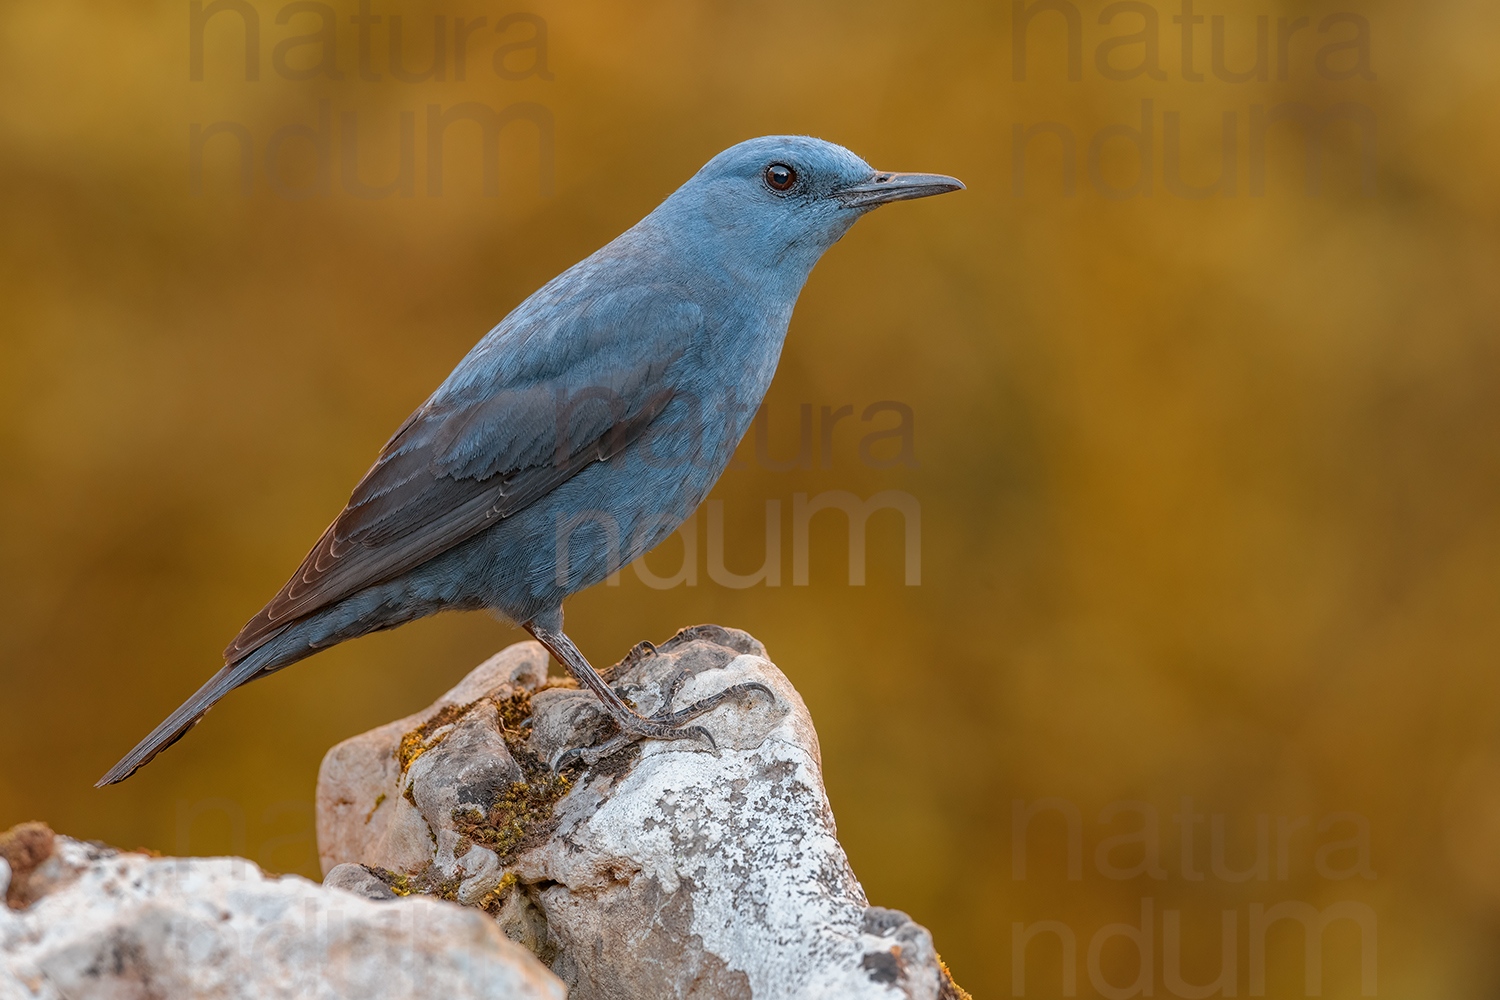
(316, 624, 969, 1000)
(0, 822, 564, 1000)
(316, 639, 552, 884)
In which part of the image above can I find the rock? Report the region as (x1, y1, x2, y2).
(317, 624, 970, 1000)
(316, 639, 552, 884)
(0, 822, 63, 910)
(0, 822, 564, 1000)
(322, 861, 399, 900)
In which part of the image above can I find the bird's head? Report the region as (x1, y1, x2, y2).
(654, 135, 964, 281)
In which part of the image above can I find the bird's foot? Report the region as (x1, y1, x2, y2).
(554, 677, 773, 771)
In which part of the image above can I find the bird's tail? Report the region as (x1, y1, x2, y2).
(95, 654, 275, 787)
(96, 591, 427, 786)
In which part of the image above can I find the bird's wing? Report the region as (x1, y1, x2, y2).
(224, 286, 700, 664)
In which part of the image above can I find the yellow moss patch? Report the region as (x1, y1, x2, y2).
(474, 870, 519, 915)
(394, 699, 480, 774)
(448, 687, 577, 866)
(364, 793, 387, 825)
(382, 680, 583, 919)
(937, 956, 972, 1000)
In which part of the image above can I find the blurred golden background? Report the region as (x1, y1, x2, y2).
(3, 0, 1498, 995)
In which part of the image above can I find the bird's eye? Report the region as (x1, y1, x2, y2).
(764, 163, 797, 191)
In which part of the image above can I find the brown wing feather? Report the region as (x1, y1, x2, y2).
(224, 285, 700, 664)
(224, 392, 672, 664)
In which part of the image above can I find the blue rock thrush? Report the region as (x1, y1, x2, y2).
(98, 135, 962, 785)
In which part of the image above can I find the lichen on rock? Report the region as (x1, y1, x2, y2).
(0, 822, 564, 1000)
(317, 624, 969, 1000)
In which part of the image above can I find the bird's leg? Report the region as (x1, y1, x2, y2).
(524, 615, 771, 768)
(527, 620, 707, 741)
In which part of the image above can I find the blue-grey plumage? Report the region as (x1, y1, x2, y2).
(98, 135, 962, 786)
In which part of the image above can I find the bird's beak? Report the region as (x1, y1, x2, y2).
(836, 171, 965, 209)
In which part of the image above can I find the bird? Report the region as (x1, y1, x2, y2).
(97, 135, 962, 786)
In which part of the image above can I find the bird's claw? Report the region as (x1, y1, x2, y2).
(553, 735, 624, 772)
(650, 680, 774, 726)
(552, 722, 715, 771)
(551, 680, 773, 772)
